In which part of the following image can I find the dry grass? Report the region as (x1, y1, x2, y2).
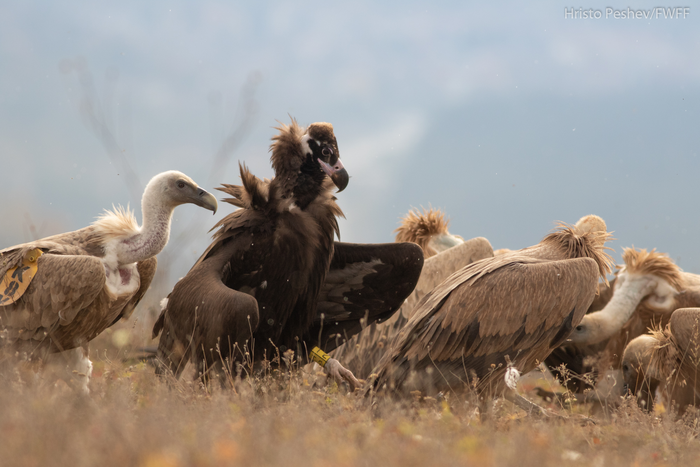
(2, 307, 700, 466)
(3, 342, 700, 467)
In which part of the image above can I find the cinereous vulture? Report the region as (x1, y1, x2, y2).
(622, 307, 700, 415)
(369, 215, 614, 416)
(153, 120, 423, 389)
(0, 171, 217, 393)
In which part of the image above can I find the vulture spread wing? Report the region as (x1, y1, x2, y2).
(331, 236, 494, 379)
(310, 242, 423, 352)
(373, 256, 600, 395)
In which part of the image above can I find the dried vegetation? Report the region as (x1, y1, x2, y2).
(3, 321, 700, 467)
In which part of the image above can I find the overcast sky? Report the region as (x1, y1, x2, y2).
(2, 1, 699, 306)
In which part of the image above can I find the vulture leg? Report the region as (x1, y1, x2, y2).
(43, 344, 93, 395)
(504, 390, 596, 424)
(153, 311, 194, 381)
(505, 390, 555, 417)
(324, 357, 361, 390)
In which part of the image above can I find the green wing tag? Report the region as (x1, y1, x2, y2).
(0, 248, 42, 306)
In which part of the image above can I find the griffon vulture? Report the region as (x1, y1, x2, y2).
(543, 248, 682, 400)
(622, 307, 700, 415)
(332, 208, 493, 378)
(369, 215, 614, 416)
(0, 171, 217, 393)
(152, 120, 424, 390)
(394, 207, 464, 259)
(541, 278, 616, 394)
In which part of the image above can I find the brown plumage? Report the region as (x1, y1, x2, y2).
(370, 215, 614, 403)
(0, 171, 217, 392)
(394, 208, 464, 258)
(332, 236, 494, 379)
(152, 120, 423, 388)
(547, 247, 684, 400)
(592, 248, 688, 373)
(543, 277, 617, 393)
(622, 307, 700, 415)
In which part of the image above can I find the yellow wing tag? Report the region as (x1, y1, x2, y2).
(309, 346, 331, 367)
(0, 248, 42, 306)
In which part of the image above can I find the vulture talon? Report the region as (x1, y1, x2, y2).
(324, 358, 361, 391)
(507, 391, 596, 425)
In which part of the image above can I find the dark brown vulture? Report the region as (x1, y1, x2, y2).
(369, 215, 614, 416)
(622, 307, 700, 415)
(332, 207, 493, 379)
(0, 171, 217, 393)
(152, 120, 423, 389)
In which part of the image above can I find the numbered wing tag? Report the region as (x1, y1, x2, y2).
(0, 249, 43, 306)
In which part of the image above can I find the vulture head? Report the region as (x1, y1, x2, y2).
(143, 170, 218, 214)
(270, 120, 349, 200)
(568, 247, 681, 346)
(621, 333, 662, 407)
(394, 207, 464, 258)
(95, 170, 217, 266)
(622, 308, 700, 398)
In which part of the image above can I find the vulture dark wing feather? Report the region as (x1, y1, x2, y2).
(311, 242, 423, 352)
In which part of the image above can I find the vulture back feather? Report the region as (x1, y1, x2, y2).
(369, 215, 614, 398)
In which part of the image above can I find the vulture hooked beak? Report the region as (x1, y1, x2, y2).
(319, 158, 349, 192)
(194, 188, 219, 214)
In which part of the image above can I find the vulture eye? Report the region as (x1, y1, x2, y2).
(322, 147, 333, 157)
(575, 325, 583, 332)
(177, 181, 186, 188)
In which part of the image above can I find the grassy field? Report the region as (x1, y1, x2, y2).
(2, 318, 700, 467)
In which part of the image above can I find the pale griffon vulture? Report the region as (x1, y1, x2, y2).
(568, 248, 681, 347)
(544, 248, 682, 401)
(622, 307, 700, 415)
(369, 215, 614, 417)
(0, 171, 217, 393)
(394, 207, 465, 258)
(153, 120, 424, 390)
(332, 208, 493, 378)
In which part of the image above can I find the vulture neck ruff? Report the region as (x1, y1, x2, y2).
(394, 208, 462, 258)
(622, 247, 682, 312)
(538, 222, 613, 280)
(95, 174, 180, 268)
